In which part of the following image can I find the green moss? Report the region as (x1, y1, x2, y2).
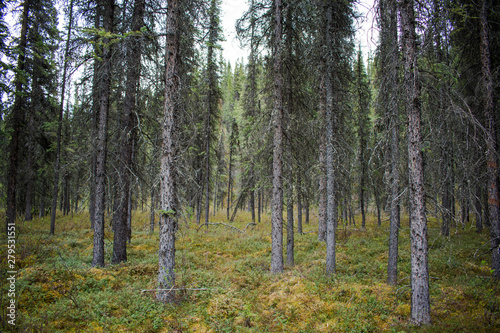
(0, 211, 499, 332)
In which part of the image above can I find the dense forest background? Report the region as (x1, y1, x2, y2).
(1, 0, 500, 331)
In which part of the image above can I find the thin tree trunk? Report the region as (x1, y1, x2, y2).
(258, 189, 261, 223)
(318, 76, 327, 241)
(305, 197, 309, 225)
(89, 2, 103, 230)
(401, 0, 430, 324)
(475, 187, 483, 233)
(479, 0, 500, 279)
(157, 0, 179, 303)
(324, 3, 337, 276)
(204, 0, 219, 227)
(92, 0, 114, 268)
(271, 0, 284, 274)
(112, 0, 144, 264)
(379, 0, 401, 286)
(286, 187, 294, 266)
(150, 186, 155, 233)
(227, 135, 233, 220)
(297, 189, 302, 234)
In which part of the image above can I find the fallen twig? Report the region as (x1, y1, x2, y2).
(141, 288, 213, 293)
(243, 222, 256, 232)
(196, 222, 248, 235)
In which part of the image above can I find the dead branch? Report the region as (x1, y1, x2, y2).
(197, 222, 248, 235)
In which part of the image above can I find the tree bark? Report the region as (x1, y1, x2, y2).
(92, 0, 114, 268)
(318, 76, 327, 241)
(379, 0, 400, 286)
(271, 0, 284, 274)
(157, 0, 179, 303)
(297, 188, 303, 234)
(324, 2, 337, 276)
(112, 0, 144, 264)
(50, 0, 74, 234)
(401, 0, 430, 324)
(479, 0, 500, 278)
(286, 188, 294, 266)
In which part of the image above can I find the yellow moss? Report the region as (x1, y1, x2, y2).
(207, 292, 244, 318)
(88, 321, 104, 332)
(188, 322, 214, 332)
(132, 243, 155, 252)
(89, 267, 116, 281)
(394, 303, 411, 317)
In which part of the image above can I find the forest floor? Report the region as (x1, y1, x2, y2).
(1, 209, 500, 332)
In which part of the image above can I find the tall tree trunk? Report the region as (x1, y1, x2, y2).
(204, 0, 220, 227)
(89, 2, 103, 230)
(479, 0, 500, 278)
(318, 76, 327, 241)
(112, 0, 144, 264)
(324, 3, 337, 276)
(401, 0, 430, 324)
(92, 0, 114, 267)
(379, 0, 400, 286)
(226, 122, 234, 220)
(157, 0, 179, 303)
(5, 0, 29, 233)
(271, 0, 284, 274)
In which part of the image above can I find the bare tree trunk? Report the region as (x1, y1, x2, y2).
(112, 0, 144, 264)
(157, 0, 179, 303)
(318, 76, 327, 241)
(479, 0, 500, 279)
(204, 0, 220, 227)
(92, 0, 114, 268)
(379, 0, 401, 286)
(150, 186, 155, 233)
(401, 0, 430, 324)
(271, 0, 284, 274)
(324, 3, 337, 276)
(305, 197, 309, 225)
(258, 189, 261, 223)
(297, 189, 302, 234)
(286, 187, 294, 266)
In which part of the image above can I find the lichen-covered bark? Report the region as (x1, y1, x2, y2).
(112, 0, 145, 264)
(271, 0, 284, 274)
(92, 0, 114, 268)
(379, 0, 400, 286)
(157, 0, 179, 303)
(324, 3, 336, 276)
(401, 0, 430, 325)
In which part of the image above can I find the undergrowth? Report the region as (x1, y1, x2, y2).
(1, 209, 499, 332)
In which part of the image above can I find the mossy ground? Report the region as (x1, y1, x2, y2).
(1, 209, 499, 332)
